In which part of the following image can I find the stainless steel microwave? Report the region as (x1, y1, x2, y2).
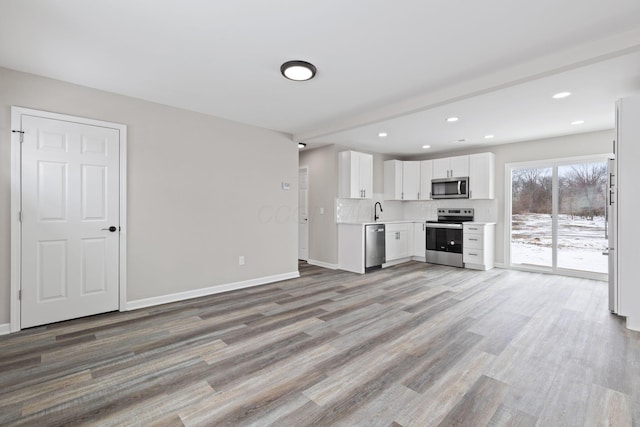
(431, 177, 469, 199)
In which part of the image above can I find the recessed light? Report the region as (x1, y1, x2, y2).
(571, 120, 585, 125)
(378, 132, 388, 138)
(552, 92, 571, 99)
(484, 134, 495, 139)
(281, 60, 317, 81)
(422, 145, 431, 149)
(446, 117, 459, 122)
(298, 142, 307, 149)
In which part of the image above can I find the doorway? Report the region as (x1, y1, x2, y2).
(507, 156, 608, 279)
(298, 167, 309, 261)
(10, 107, 127, 331)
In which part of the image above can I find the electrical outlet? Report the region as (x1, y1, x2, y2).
(239, 256, 245, 265)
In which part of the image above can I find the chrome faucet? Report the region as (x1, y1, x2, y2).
(374, 202, 383, 221)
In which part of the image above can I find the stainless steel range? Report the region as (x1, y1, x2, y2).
(425, 208, 474, 267)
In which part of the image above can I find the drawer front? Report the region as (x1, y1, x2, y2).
(464, 225, 482, 233)
(463, 248, 484, 263)
(464, 234, 483, 249)
(386, 223, 410, 233)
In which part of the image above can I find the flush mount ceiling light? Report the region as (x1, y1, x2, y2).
(298, 142, 307, 149)
(571, 120, 585, 125)
(378, 132, 388, 138)
(446, 117, 459, 122)
(484, 134, 495, 139)
(422, 145, 431, 149)
(553, 92, 571, 99)
(281, 60, 317, 81)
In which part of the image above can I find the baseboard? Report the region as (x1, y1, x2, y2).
(307, 259, 339, 270)
(383, 258, 412, 268)
(494, 262, 506, 269)
(125, 271, 300, 311)
(0, 323, 11, 336)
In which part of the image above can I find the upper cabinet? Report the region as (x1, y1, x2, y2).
(339, 150, 373, 199)
(384, 160, 421, 201)
(419, 160, 432, 200)
(383, 160, 403, 200)
(469, 152, 495, 199)
(432, 155, 469, 179)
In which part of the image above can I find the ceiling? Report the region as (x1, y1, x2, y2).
(1, 1, 640, 155)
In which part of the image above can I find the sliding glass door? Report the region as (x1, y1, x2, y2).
(511, 167, 553, 267)
(509, 158, 608, 277)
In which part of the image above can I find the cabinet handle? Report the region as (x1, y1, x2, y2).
(470, 190, 472, 198)
(417, 192, 420, 199)
(401, 192, 404, 200)
(468, 253, 478, 256)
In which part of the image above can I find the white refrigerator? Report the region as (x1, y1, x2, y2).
(606, 156, 618, 313)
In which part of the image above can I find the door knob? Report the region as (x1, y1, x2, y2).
(102, 226, 117, 232)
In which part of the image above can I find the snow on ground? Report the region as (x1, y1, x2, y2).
(511, 213, 607, 273)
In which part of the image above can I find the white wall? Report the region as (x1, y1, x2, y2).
(0, 67, 298, 323)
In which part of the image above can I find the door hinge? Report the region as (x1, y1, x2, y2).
(18, 290, 22, 300)
(18, 211, 22, 222)
(12, 130, 24, 143)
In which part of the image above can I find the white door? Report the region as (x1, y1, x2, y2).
(419, 160, 432, 200)
(402, 161, 420, 200)
(298, 167, 309, 261)
(359, 152, 373, 199)
(432, 158, 450, 179)
(20, 114, 120, 328)
(450, 155, 470, 177)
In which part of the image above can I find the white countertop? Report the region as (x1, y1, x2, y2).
(338, 219, 432, 226)
(464, 221, 496, 225)
(338, 220, 496, 226)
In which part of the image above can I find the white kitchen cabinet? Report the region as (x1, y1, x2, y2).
(383, 160, 403, 200)
(385, 223, 410, 261)
(403, 161, 420, 200)
(384, 160, 420, 200)
(463, 223, 495, 270)
(339, 150, 373, 199)
(419, 160, 432, 200)
(412, 222, 426, 257)
(469, 152, 495, 199)
(432, 155, 469, 179)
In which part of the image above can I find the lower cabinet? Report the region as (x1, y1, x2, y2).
(412, 222, 426, 258)
(463, 223, 495, 270)
(385, 223, 410, 261)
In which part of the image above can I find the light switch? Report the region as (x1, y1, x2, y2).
(320, 207, 324, 214)
(281, 182, 290, 190)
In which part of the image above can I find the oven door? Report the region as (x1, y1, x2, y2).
(426, 223, 464, 267)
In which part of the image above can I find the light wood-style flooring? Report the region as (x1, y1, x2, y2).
(1, 261, 639, 426)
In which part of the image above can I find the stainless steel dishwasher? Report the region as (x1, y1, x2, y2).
(365, 224, 386, 271)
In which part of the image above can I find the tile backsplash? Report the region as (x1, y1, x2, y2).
(336, 194, 403, 223)
(336, 195, 497, 223)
